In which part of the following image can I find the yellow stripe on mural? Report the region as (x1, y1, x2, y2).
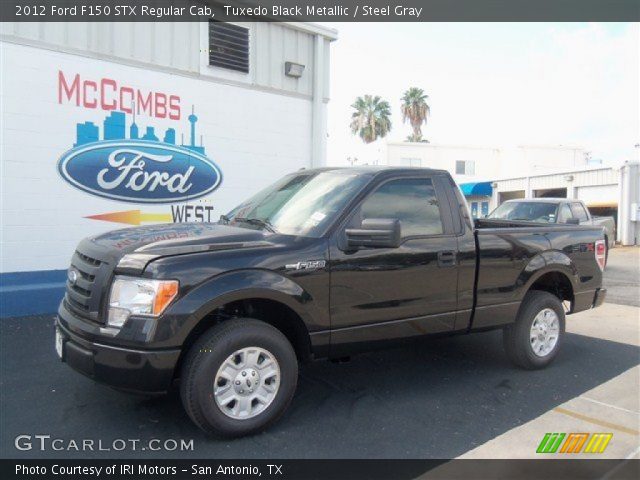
(85, 210, 173, 225)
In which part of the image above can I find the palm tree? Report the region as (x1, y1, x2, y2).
(350, 95, 392, 144)
(401, 87, 430, 142)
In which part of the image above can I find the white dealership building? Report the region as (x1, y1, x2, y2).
(385, 142, 592, 218)
(0, 21, 337, 316)
(385, 143, 640, 245)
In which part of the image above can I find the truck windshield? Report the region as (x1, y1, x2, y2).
(488, 202, 559, 223)
(225, 171, 369, 237)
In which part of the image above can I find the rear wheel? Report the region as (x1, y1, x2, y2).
(503, 291, 565, 369)
(180, 318, 298, 437)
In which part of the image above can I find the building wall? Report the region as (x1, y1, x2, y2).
(0, 22, 333, 99)
(384, 143, 588, 184)
(493, 167, 619, 205)
(618, 162, 640, 246)
(0, 22, 336, 316)
(384, 143, 501, 184)
(511, 145, 588, 175)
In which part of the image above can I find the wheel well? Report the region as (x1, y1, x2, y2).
(175, 298, 312, 379)
(529, 271, 574, 309)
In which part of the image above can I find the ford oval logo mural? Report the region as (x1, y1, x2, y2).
(57, 111, 222, 204)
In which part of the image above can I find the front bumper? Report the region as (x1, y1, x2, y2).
(55, 316, 181, 395)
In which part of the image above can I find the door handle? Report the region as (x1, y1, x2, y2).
(437, 250, 457, 267)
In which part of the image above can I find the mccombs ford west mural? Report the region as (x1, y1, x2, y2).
(1, 40, 317, 316)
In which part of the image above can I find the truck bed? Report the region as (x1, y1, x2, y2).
(470, 217, 606, 331)
(475, 217, 604, 230)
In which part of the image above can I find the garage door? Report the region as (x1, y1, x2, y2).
(577, 185, 618, 208)
(498, 191, 525, 203)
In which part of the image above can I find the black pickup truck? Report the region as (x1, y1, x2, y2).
(56, 167, 607, 437)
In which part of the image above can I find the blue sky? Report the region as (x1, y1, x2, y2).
(322, 22, 639, 165)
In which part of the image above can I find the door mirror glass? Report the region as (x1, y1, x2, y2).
(346, 218, 401, 249)
(566, 218, 580, 225)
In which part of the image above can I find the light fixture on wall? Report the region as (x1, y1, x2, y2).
(564, 175, 574, 182)
(284, 61, 305, 78)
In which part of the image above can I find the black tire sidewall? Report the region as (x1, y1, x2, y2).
(185, 320, 298, 436)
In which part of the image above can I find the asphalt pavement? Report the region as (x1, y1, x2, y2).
(603, 246, 640, 307)
(1, 247, 638, 459)
(1, 317, 638, 459)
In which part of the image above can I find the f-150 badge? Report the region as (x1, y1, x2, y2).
(285, 260, 326, 271)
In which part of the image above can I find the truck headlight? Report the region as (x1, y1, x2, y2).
(107, 276, 179, 328)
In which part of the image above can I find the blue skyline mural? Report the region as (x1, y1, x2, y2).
(74, 109, 205, 155)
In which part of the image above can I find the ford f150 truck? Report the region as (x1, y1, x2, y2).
(56, 167, 608, 437)
(488, 198, 616, 250)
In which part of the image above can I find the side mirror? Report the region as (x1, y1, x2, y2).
(566, 218, 580, 225)
(345, 218, 401, 249)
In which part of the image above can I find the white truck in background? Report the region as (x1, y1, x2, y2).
(488, 198, 616, 250)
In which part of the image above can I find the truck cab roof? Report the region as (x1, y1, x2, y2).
(300, 166, 450, 179)
(502, 198, 578, 203)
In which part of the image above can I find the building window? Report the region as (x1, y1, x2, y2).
(400, 158, 422, 168)
(209, 21, 250, 73)
(456, 160, 475, 175)
(470, 202, 479, 218)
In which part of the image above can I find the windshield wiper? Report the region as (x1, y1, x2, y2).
(219, 214, 231, 225)
(234, 217, 277, 233)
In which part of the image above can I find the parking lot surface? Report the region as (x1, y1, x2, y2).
(1, 248, 638, 459)
(603, 246, 640, 307)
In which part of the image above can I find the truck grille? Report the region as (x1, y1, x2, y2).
(64, 248, 112, 324)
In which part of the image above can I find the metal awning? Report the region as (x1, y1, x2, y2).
(459, 181, 493, 197)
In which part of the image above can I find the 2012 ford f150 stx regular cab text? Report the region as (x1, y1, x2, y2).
(56, 167, 608, 437)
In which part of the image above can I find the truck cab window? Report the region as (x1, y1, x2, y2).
(558, 203, 572, 223)
(227, 171, 368, 237)
(570, 202, 589, 222)
(358, 177, 444, 237)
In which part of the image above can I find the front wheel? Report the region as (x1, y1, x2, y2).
(503, 291, 565, 369)
(180, 318, 298, 437)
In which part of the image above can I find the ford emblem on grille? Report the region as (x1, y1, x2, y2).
(67, 269, 78, 285)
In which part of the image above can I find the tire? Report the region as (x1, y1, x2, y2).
(180, 318, 298, 437)
(503, 291, 565, 370)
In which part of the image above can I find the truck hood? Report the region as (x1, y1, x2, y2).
(84, 223, 275, 274)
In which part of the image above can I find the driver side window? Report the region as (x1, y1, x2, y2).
(559, 203, 572, 223)
(355, 177, 444, 237)
(570, 203, 589, 222)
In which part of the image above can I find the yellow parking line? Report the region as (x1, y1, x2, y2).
(553, 407, 640, 435)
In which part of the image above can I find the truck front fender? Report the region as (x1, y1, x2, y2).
(153, 269, 325, 347)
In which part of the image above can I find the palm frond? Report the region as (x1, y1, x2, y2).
(349, 94, 393, 144)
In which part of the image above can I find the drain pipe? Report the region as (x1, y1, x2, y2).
(311, 34, 324, 168)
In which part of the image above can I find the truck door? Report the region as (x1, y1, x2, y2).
(328, 174, 459, 350)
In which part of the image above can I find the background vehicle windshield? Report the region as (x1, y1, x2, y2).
(226, 171, 369, 237)
(488, 201, 559, 223)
